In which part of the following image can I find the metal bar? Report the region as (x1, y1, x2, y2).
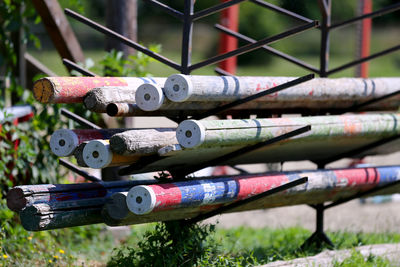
(325, 179, 400, 209)
(191, 74, 314, 120)
(181, 0, 194, 74)
(192, 0, 246, 21)
(215, 24, 320, 73)
(314, 134, 400, 167)
(64, 8, 181, 71)
(60, 108, 101, 129)
(190, 21, 318, 71)
(330, 2, 400, 30)
(62, 58, 97, 77)
(142, 0, 183, 20)
(183, 177, 308, 224)
(318, 0, 331, 77)
(169, 125, 311, 178)
(214, 67, 233, 76)
(341, 89, 400, 114)
(118, 154, 163, 176)
(327, 44, 400, 75)
(59, 158, 101, 182)
(250, 0, 313, 23)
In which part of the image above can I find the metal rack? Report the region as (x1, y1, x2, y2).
(60, 0, 400, 249)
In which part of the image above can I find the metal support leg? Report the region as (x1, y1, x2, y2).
(301, 204, 334, 250)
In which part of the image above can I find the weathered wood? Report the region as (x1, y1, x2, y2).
(73, 142, 88, 167)
(110, 128, 176, 156)
(50, 128, 129, 157)
(20, 204, 103, 231)
(83, 87, 137, 113)
(7, 179, 156, 212)
(164, 75, 400, 105)
(82, 140, 140, 169)
(102, 192, 201, 226)
(31, 0, 85, 66)
(126, 165, 400, 215)
(177, 114, 400, 148)
(25, 53, 57, 89)
(33, 77, 165, 103)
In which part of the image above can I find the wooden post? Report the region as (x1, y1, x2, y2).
(176, 113, 400, 148)
(7, 179, 156, 212)
(83, 87, 137, 113)
(127, 165, 400, 215)
(33, 76, 165, 104)
(82, 140, 139, 169)
(50, 128, 130, 157)
(164, 75, 400, 103)
(110, 128, 176, 156)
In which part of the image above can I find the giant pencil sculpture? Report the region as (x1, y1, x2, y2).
(33, 77, 165, 103)
(126, 165, 400, 216)
(164, 75, 400, 105)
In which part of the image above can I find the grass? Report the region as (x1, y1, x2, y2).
(105, 223, 400, 266)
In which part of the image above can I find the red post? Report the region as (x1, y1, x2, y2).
(218, 1, 239, 74)
(358, 0, 372, 78)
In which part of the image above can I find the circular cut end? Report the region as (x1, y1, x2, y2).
(135, 84, 164, 111)
(106, 192, 129, 220)
(50, 129, 79, 157)
(106, 103, 119, 116)
(83, 91, 98, 110)
(164, 74, 192, 102)
(176, 120, 205, 148)
(33, 78, 55, 103)
(127, 185, 156, 215)
(83, 140, 112, 169)
(6, 188, 27, 212)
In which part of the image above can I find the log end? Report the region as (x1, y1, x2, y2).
(19, 204, 49, 231)
(105, 192, 129, 220)
(164, 74, 192, 102)
(83, 140, 112, 169)
(176, 119, 205, 148)
(6, 188, 27, 212)
(135, 84, 164, 111)
(109, 134, 127, 155)
(127, 185, 156, 215)
(50, 129, 79, 157)
(33, 78, 55, 103)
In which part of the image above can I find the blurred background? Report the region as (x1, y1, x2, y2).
(29, 0, 400, 78)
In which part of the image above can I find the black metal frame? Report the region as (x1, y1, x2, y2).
(60, 1, 400, 249)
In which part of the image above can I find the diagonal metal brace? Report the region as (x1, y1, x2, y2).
(192, 74, 314, 120)
(65, 8, 181, 71)
(60, 108, 101, 130)
(182, 177, 308, 225)
(62, 58, 97, 77)
(169, 125, 311, 179)
(59, 158, 101, 182)
(313, 134, 400, 167)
